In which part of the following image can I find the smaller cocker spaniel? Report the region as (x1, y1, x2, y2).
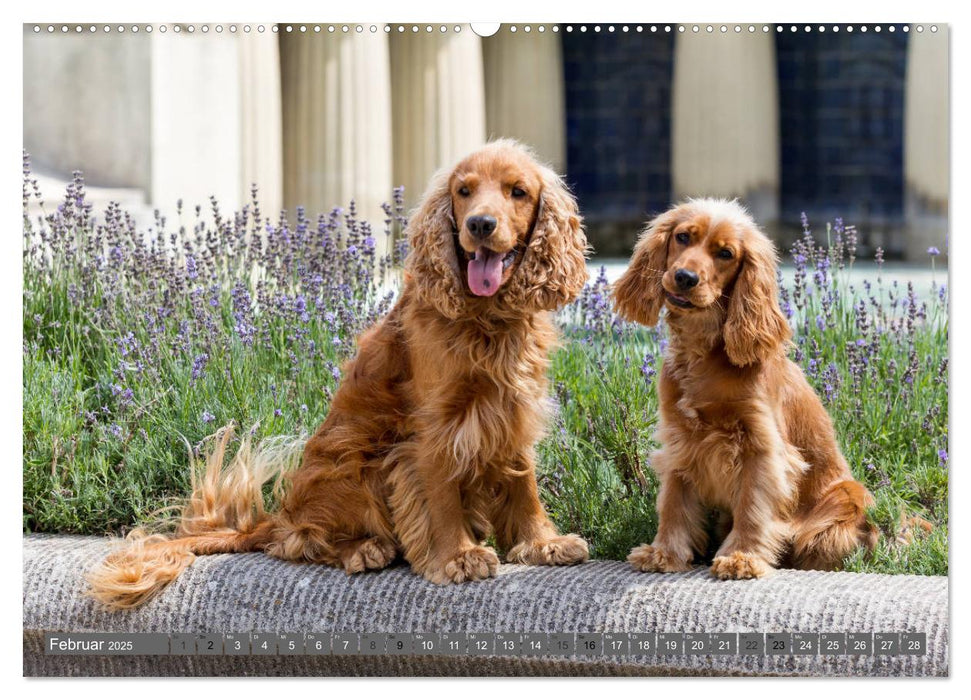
(613, 199, 877, 579)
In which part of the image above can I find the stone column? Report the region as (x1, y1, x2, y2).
(389, 27, 486, 208)
(904, 27, 949, 261)
(671, 31, 780, 224)
(279, 31, 394, 245)
(23, 28, 152, 192)
(24, 28, 282, 225)
(239, 32, 284, 218)
(150, 31, 244, 213)
(482, 29, 566, 172)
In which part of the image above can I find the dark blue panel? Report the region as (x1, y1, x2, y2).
(561, 28, 675, 224)
(776, 30, 909, 224)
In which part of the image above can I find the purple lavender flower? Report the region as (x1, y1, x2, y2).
(191, 353, 209, 381)
(201, 410, 215, 424)
(640, 352, 657, 384)
(927, 246, 940, 257)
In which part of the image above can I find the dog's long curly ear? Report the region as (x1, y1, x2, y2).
(723, 225, 792, 366)
(504, 167, 589, 312)
(612, 208, 678, 327)
(404, 168, 465, 319)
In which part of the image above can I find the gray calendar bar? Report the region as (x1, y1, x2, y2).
(522, 633, 548, 656)
(710, 633, 737, 655)
(169, 634, 196, 655)
(547, 633, 577, 656)
(494, 632, 522, 655)
(629, 633, 657, 655)
(360, 633, 386, 655)
(767, 633, 793, 655)
(332, 633, 358, 655)
(250, 633, 277, 655)
(576, 633, 603, 656)
(43, 631, 929, 657)
(684, 632, 710, 655)
(468, 633, 495, 655)
(603, 632, 631, 656)
(440, 633, 468, 655)
(739, 633, 765, 655)
(412, 632, 442, 655)
(45, 633, 170, 656)
(197, 634, 223, 655)
(900, 633, 926, 656)
(875, 633, 900, 655)
(792, 633, 817, 656)
(820, 633, 846, 655)
(305, 633, 330, 655)
(223, 633, 249, 656)
(658, 632, 684, 655)
(848, 633, 874, 655)
(386, 633, 412, 655)
(278, 633, 305, 655)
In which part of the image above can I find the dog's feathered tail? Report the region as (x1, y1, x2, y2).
(85, 425, 305, 609)
(791, 479, 879, 571)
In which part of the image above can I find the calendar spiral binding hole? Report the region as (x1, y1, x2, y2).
(30, 24, 941, 36)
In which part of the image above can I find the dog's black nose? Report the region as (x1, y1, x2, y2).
(674, 268, 699, 290)
(466, 215, 497, 239)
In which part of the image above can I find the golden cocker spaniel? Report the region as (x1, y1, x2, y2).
(88, 140, 590, 608)
(613, 198, 877, 579)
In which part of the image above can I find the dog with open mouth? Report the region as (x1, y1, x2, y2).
(613, 198, 878, 580)
(87, 140, 591, 608)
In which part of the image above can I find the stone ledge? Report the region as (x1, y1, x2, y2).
(23, 535, 948, 677)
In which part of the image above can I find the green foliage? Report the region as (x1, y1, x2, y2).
(22, 169, 947, 574)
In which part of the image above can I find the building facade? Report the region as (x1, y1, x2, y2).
(23, 24, 948, 260)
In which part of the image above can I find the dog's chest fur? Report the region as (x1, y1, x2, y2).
(407, 306, 554, 473)
(657, 345, 763, 507)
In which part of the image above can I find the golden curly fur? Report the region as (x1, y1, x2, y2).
(86, 140, 590, 608)
(613, 198, 878, 579)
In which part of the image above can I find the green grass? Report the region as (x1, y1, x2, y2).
(22, 175, 948, 575)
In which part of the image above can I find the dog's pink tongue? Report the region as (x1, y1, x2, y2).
(467, 246, 503, 297)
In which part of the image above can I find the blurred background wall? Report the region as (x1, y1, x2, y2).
(23, 24, 948, 261)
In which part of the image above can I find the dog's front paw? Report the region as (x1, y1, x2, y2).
(627, 543, 692, 573)
(506, 534, 589, 566)
(710, 552, 774, 580)
(424, 546, 500, 584)
(339, 537, 398, 575)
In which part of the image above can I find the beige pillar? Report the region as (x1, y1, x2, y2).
(280, 32, 393, 245)
(482, 29, 566, 172)
(671, 31, 780, 223)
(390, 28, 486, 208)
(24, 28, 277, 223)
(904, 27, 949, 261)
(23, 28, 152, 192)
(239, 33, 284, 218)
(150, 31, 244, 213)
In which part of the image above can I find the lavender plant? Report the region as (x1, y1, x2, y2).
(23, 155, 947, 574)
(23, 153, 407, 532)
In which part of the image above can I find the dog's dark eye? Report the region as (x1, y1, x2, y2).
(675, 232, 690, 245)
(511, 186, 527, 198)
(717, 248, 734, 260)
(458, 186, 470, 197)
